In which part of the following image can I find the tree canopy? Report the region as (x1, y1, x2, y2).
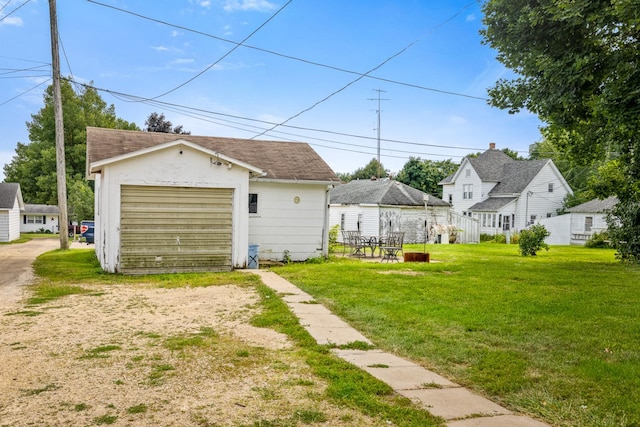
(395, 157, 458, 198)
(338, 158, 388, 182)
(481, 0, 640, 261)
(3, 80, 137, 220)
(144, 112, 190, 135)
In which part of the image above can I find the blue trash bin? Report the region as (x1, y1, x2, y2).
(248, 244, 259, 269)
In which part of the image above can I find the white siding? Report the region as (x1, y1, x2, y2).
(0, 197, 21, 242)
(249, 181, 329, 261)
(446, 160, 485, 215)
(20, 214, 59, 233)
(539, 214, 572, 245)
(516, 164, 569, 230)
(569, 212, 608, 244)
(94, 144, 250, 273)
(329, 205, 380, 242)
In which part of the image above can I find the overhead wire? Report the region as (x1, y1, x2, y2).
(85, 0, 487, 101)
(139, 0, 294, 101)
(0, 0, 30, 23)
(0, 77, 51, 106)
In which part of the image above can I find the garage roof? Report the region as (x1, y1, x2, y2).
(86, 127, 340, 183)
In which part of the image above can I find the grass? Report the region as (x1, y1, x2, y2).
(275, 244, 640, 427)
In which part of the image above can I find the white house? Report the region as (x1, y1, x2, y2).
(539, 196, 617, 245)
(329, 179, 455, 244)
(440, 144, 572, 236)
(20, 204, 60, 234)
(86, 127, 339, 274)
(0, 183, 24, 242)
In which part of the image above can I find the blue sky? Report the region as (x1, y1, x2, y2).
(0, 0, 543, 181)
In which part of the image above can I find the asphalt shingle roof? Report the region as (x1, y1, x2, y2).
(489, 160, 548, 195)
(0, 183, 20, 209)
(23, 204, 60, 215)
(468, 149, 515, 182)
(469, 197, 517, 211)
(330, 179, 450, 207)
(86, 127, 339, 182)
(566, 196, 618, 213)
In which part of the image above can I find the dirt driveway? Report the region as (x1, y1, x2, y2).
(0, 240, 380, 426)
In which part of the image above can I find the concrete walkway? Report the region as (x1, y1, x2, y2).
(249, 270, 550, 427)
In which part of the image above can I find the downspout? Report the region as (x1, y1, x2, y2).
(322, 184, 334, 258)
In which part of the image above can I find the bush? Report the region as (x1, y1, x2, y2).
(480, 233, 495, 242)
(519, 224, 550, 256)
(585, 231, 611, 248)
(329, 224, 340, 246)
(510, 231, 520, 245)
(493, 234, 507, 244)
(607, 201, 640, 263)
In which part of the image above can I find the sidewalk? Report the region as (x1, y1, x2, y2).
(249, 270, 550, 427)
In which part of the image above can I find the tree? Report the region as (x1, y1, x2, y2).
(481, 0, 640, 261)
(519, 224, 550, 256)
(340, 158, 388, 182)
(396, 157, 458, 198)
(144, 112, 190, 134)
(3, 80, 138, 214)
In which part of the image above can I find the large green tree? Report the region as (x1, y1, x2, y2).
(3, 80, 137, 217)
(339, 158, 388, 182)
(481, 0, 640, 261)
(396, 157, 458, 198)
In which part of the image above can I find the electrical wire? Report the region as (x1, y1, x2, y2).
(142, 0, 294, 101)
(0, 0, 30, 23)
(0, 77, 51, 106)
(85, 0, 487, 101)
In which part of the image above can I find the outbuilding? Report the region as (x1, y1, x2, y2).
(20, 204, 60, 234)
(86, 127, 339, 274)
(0, 183, 24, 242)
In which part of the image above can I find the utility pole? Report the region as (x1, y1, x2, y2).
(49, 0, 69, 249)
(368, 89, 389, 178)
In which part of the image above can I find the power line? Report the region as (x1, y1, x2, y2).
(86, 0, 487, 101)
(141, 0, 293, 101)
(0, 0, 31, 23)
(0, 77, 51, 106)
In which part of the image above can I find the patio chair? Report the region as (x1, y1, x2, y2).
(379, 231, 404, 262)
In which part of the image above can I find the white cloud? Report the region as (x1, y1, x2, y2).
(222, 0, 277, 12)
(449, 115, 468, 125)
(199, 1, 211, 7)
(171, 30, 180, 37)
(0, 16, 23, 26)
(466, 14, 477, 22)
(171, 58, 195, 65)
(152, 45, 170, 52)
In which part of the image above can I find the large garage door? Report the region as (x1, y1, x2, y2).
(120, 185, 233, 274)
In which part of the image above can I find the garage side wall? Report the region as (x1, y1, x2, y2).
(249, 181, 328, 261)
(94, 145, 250, 273)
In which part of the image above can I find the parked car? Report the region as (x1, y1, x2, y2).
(81, 220, 94, 244)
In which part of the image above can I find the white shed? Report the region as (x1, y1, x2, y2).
(86, 127, 339, 274)
(0, 183, 24, 242)
(329, 179, 453, 244)
(539, 196, 618, 245)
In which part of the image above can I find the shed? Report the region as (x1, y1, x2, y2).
(539, 196, 618, 245)
(20, 204, 60, 234)
(0, 183, 24, 242)
(329, 179, 452, 244)
(86, 127, 339, 274)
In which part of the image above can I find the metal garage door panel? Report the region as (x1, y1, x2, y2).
(120, 185, 233, 274)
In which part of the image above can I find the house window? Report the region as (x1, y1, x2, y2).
(248, 193, 258, 214)
(448, 194, 452, 204)
(498, 214, 502, 228)
(24, 215, 44, 224)
(548, 183, 554, 193)
(491, 214, 496, 228)
(530, 214, 537, 225)
(585, 216, 593, 232)
(357, 213, 363, 231)
(503, 215, 510, 231)
(463, 184, 473, 200)
(340, 213, 345, 230)
(465, 169, 471, 178)
(547, 212, 553, 218)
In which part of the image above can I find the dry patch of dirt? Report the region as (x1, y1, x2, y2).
(0, 284, 381, 426)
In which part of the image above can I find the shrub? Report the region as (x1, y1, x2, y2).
(480, 233, 495, 242)
(493, 234, 507, 244)
(329, 224, 340, 246)
(585, 231, 611, 248)
(518, 224, 550, 256)
(510, 231, 520, 245)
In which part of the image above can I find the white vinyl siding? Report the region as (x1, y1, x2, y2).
(0, 197, 21, 242)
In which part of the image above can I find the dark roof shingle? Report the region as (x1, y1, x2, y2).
(0, 183, 21, 209)
(566, 196, 618, 213)
(330, 179, 450, 207)
(86, 127, 339, 182)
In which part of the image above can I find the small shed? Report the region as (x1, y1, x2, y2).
(20, 204, 60, 234)
(538, 196, 618, 245)
(329, 179, 452, 244)
(0, 183, 24, 242)
(86, 127, 339, 274)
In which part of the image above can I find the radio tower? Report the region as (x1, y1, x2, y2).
(368, 89, 389, 178)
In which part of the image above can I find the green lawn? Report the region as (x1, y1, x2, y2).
(275, 244, 640, 427)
